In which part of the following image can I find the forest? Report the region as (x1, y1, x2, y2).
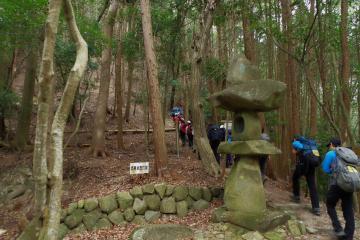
(0, 0, 360, 239)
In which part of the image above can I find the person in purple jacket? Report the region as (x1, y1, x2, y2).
(322, 138, 354, 240)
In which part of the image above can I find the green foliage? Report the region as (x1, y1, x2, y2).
(0, 88, 19, 118)
(0, 0, 47, 51)
(202, 58, 226, 85)
(121, 31, 142, 62)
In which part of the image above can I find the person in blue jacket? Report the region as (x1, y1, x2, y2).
(291, 136, 320, 216)
(322, 138, 354, 240)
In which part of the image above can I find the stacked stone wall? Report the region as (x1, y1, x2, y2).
(59, 183, 223, 239)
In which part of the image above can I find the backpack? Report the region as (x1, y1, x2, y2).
(207, 124, 223, 141)
(334, 147, 360, 192)
(296, 136, 320, 167)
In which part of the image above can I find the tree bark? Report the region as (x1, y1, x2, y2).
(40, 1, 87, 238)
(115, 22, 124, 149)
(91, 0, 119, 156)
(140, 0, 168, 176)
(280, 0, 299, 136)
(191, 0, 220, 177)
(316, 0, 332, 123)
(308, 0, 317, 137)
(40, 1, 88, 238)
(340, 0, 351, 143)
(242, 2, 256, 64)
(32, 0, 62, 219)
(15, 48, 37, 150)
(124, 60, 134, 122)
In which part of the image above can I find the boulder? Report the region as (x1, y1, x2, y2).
(188, 187, 202, 200)
(58, 223, 70, 239)
(83, 209, 102, 230)
(77, 199, 84, 209)
(142, 183, 155, 194)
(211, 206, 228, 223)
(64, 209, 85, 229)
(263, 230, 286, 240)
(176, 201, 188, 218)
(108, 210, 126, 225)
(144, 210, 161, 222)
(133, 198, 147, 215)
(306, 226, 318, 234)
(58, 223, 69, 239)
(130, 224, 194, 240)
(165, 185, 174, 196)
(185, 196, 194, 209)
(93, 218, 112, 230)
(173, 186, 188, 201)
(202, 187, 212, 202)
(132, 215, 146, 225)
(84, 198, 98, 212)
(160, 197, 176, 214)
(71, 223, 87, 234)
(143, 194, 161, 211)
(287, 220, 301, 236)
(117, 191, 134, 210)
(130, 186, 143, 198)
(154, 183, 167, 199)
(124, 208, 136, 222)
(66, 202, 78, 215)
(6, 185, 26, 200)
(192, 199, 209, 210)
(99, 194, 118, 213)
(242, 231, 264, 240)
(298, 221, 306, 235)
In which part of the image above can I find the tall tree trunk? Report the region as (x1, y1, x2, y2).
(191, 0, 220, 177)
(124, 60, 134, 122)
(115, 22, 124, 149)
(242, 2, 256, 64)
(340, 0, 351, 143)
(357, 10, 360, 140)
(15, 48, 37, 150)
(140, 0, 168, 176)
(162, 68, 169, 123)
(40, 1, 88, 238)
(40, 0, 88, 240)
(275, 0, 291, 179)
(316, 0, 332, 122)
(91, 0, 119, 157)
(280, 0, 299, 136)
(32, 0, 62, 219)
(308, 0, 317, 137)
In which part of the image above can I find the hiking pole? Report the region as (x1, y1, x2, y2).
(176, 120, 179, 158)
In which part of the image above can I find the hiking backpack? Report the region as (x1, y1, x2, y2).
(334, 147, 360, 192)
(207, 124, 223, 141)
(296, 136, 321, 167)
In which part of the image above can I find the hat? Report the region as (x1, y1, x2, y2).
(326, 138, 341, 147)
(293, 134, 301, 140)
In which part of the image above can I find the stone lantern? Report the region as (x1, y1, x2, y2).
(210, 56, 289, 231)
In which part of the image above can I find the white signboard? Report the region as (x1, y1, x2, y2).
(130, 162, 149, 175)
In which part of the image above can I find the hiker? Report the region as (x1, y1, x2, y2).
(186, 120, 193, 147)
(322, 138, 358, 240)
(207, 123, 223, 163)
(291, 135, 321, 216)
(259, 130, 270, 182)
(179, 118, 187, 146)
